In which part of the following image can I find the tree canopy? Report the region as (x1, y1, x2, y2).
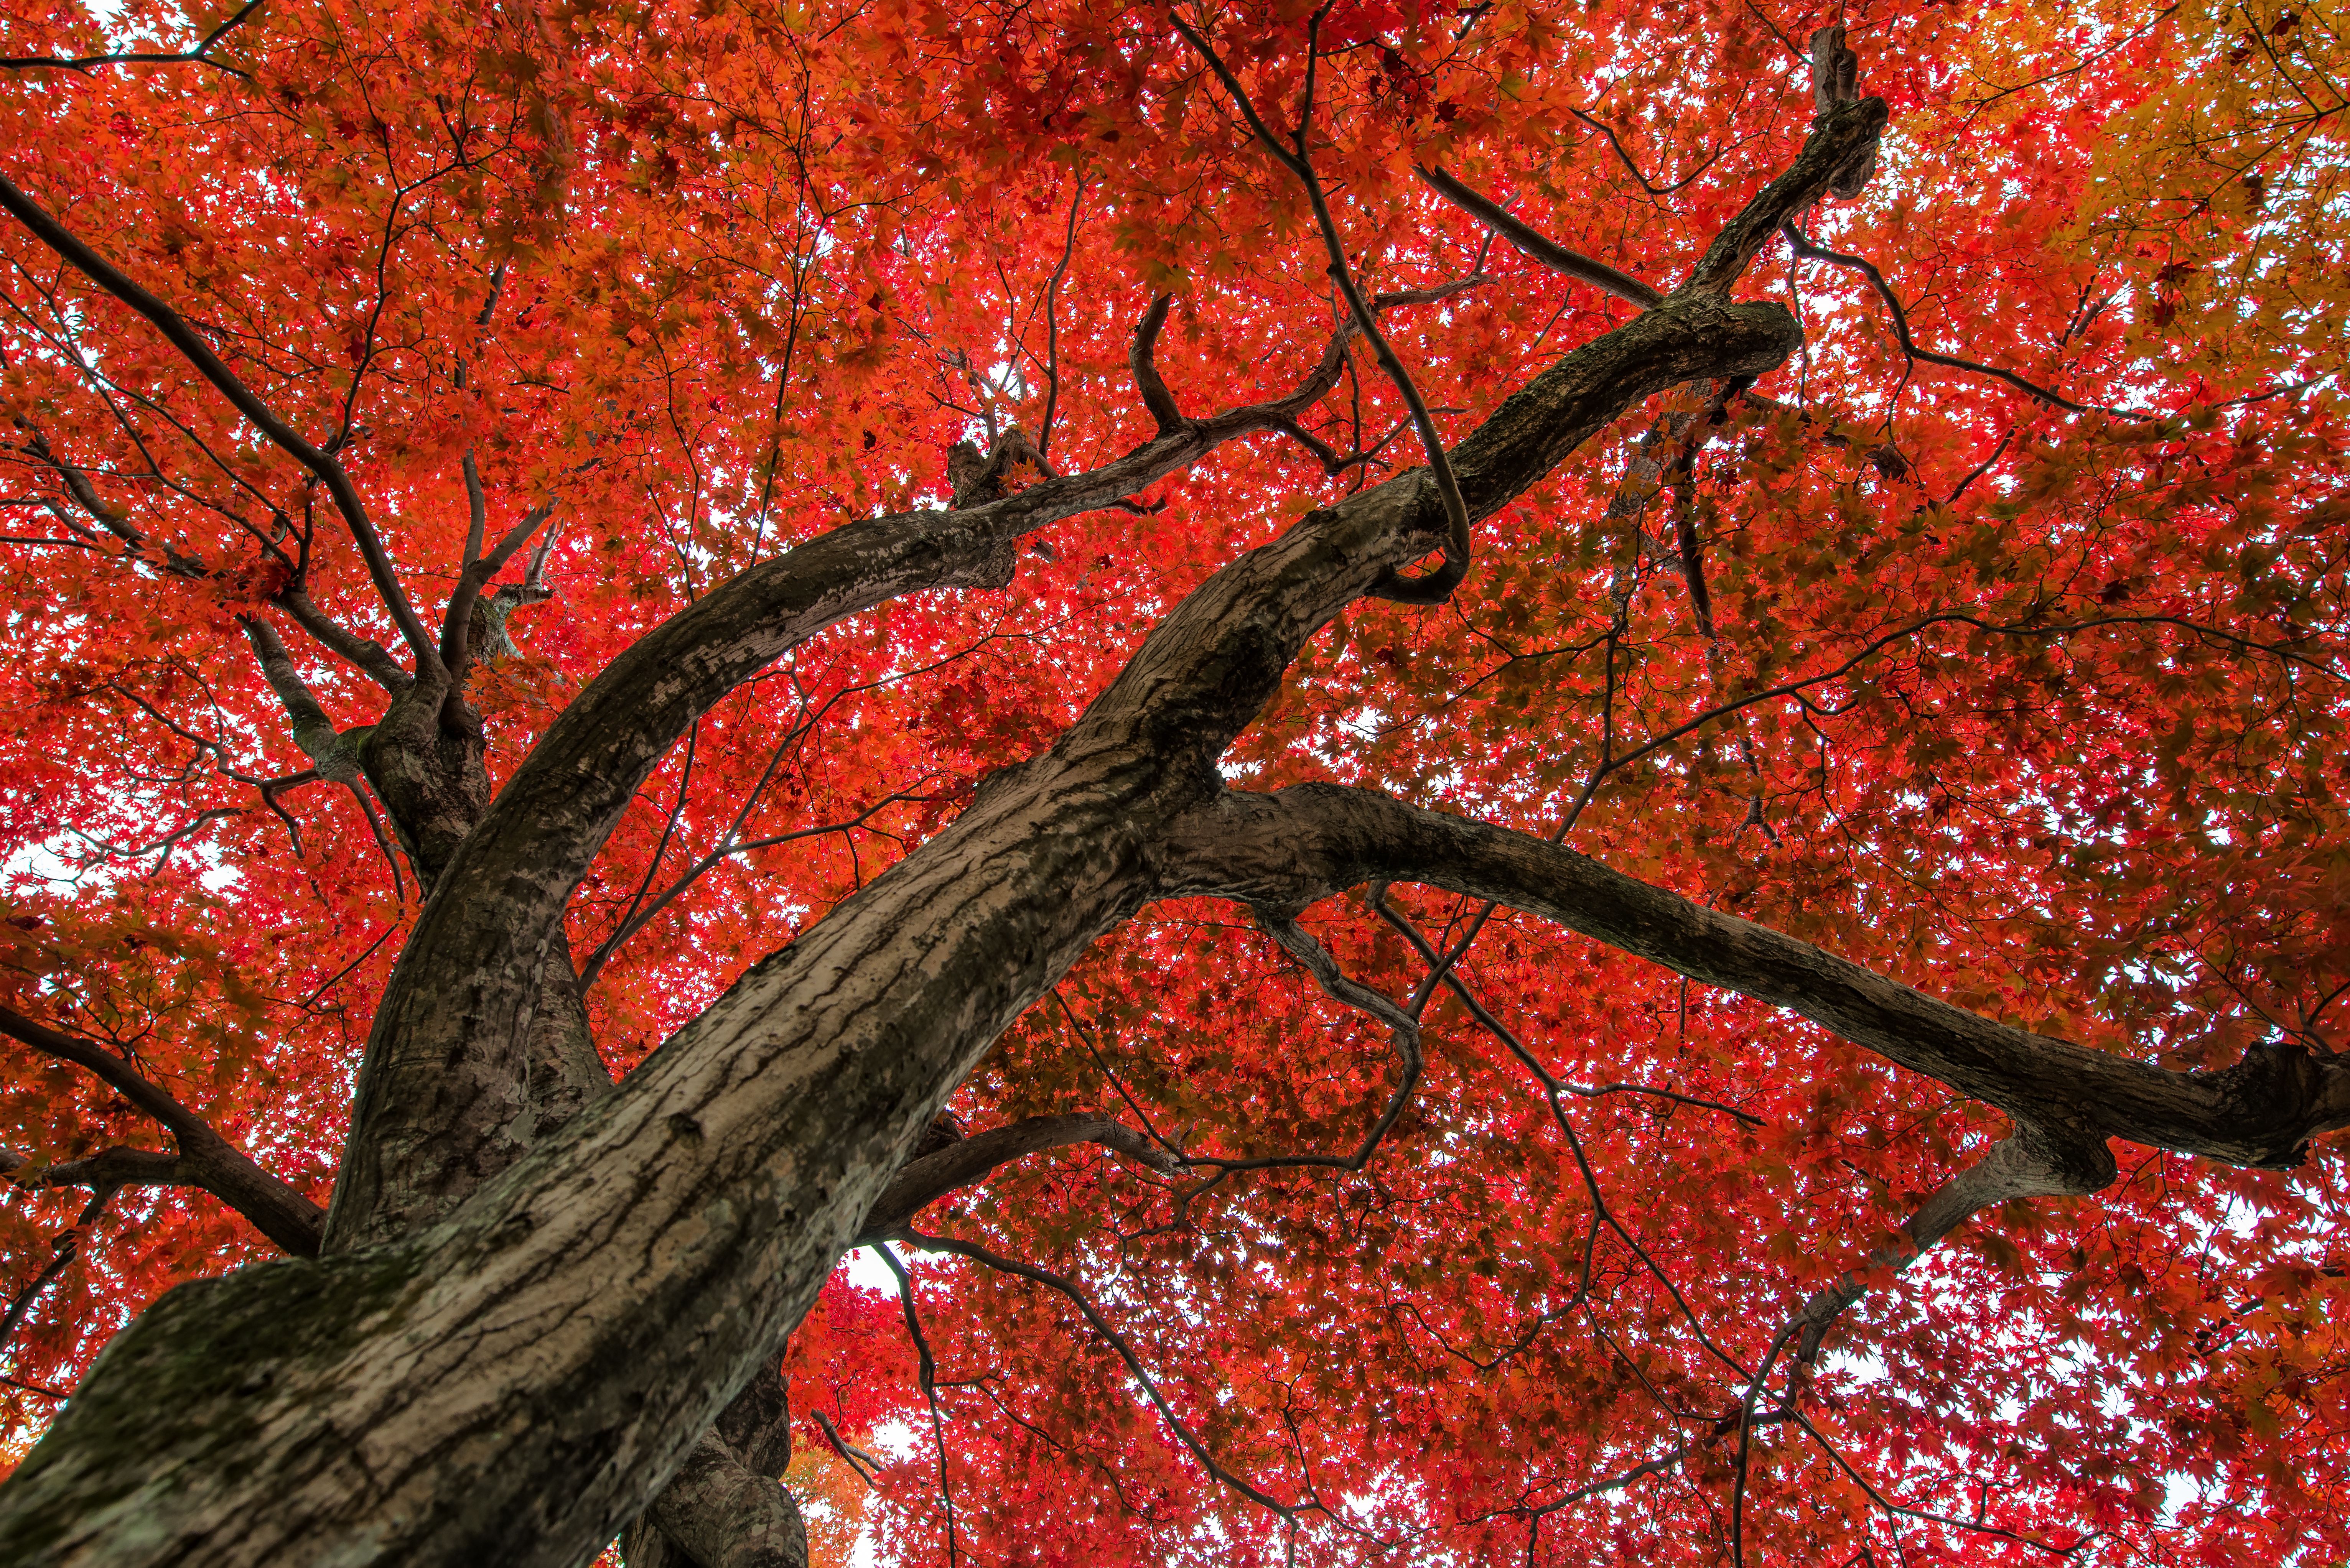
(0, 1, 2346, 1565)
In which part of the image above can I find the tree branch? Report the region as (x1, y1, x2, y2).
(1782, 225, 2109, 414)
(630, 1429, 808, 1568)
(0, 0, 264, 78)
(0, 1185, 115, 1356)
(274, 589, 413, 693)
(877, 1244, 958, 1564)
(1128, 295, 1186, 432)
(0, 1004, 323, 1256)
(856, 1114, 1177, 1243)
(1681, 98, 1887, 296)
(0, 171, 438, 668)
(1168, 910, 1423, 1175)
(440, 494, 558, 679)
(329, 266, 1508, 1251)
(898, 1228, 1299, 1517)
(1784, 1127, 2111, 1362)
(4, 1144, 191, 1195)
(1154, 783, 2350, 1171)
(1415, 165, 1663, 309)
(1173, 10, 1474, 604)
(14, 430, 209, 576)
(240, 616, 365, 783)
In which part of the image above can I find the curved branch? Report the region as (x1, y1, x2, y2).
(0, 1004, 323, 1257)
(856, 1114, 1177, 1243)
(1415, 166, 1663, 309)
(1172, 12, 1473, 604)
(329, 271, 1510, 1251)
(1154, 783, 2350, 1171)
(0, 171, 437, 666)
(1681, 97, 1888, 296)
(1782, 225, 2111, 415)
(1785, 1126, 2111, 1362)
(1129, 295, 1186, 432)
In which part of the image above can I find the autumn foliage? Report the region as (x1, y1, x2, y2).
(1, 0, 2348, 1563)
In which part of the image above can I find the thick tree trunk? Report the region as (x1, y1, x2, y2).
(324, 370, 1411, 1251)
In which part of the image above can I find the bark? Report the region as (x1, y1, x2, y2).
(623, 1113, 1169, 1568)
(1150, 782, 2350, 1169)
(239, 618, 366, 785)
(357, 676, 489, 894)
(523, 928, 613, 1140)
(624, 1431, 806, 1568)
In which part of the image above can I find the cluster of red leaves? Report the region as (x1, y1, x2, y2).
(2, 0, 2347, 1562)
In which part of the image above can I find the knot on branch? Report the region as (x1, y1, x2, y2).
(909, 1109, 966, 1163)
(947, 427, 1056, 510)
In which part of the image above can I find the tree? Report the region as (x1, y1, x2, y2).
(0, 0, 2344, 1562)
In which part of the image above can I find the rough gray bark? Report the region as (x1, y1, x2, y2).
(10, 43, 2292, 1567)
(624, 1431, 807, 1568)
(354, 673, 493, 894)
(322, 278, 1509, 1255)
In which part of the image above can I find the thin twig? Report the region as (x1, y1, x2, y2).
(900, 1227, 1301, 1518)
(1173, 10, 1473, 604)
(1783, 225, 2122, 416)
(878, 1244, 958, 1565)
(0, 0, 264, 78)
